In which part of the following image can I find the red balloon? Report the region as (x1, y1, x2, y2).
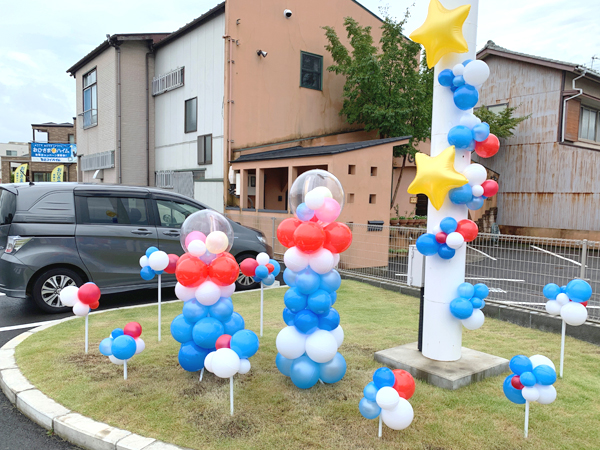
(124, 322, 142, 338)
(456, 219, 479, 242)
(435, 232, 447, 244)
(208, 256, 240, 286)
(266, 263, 275, 273)
(216, 334, 232, 349)
(240, 258, 259, 277)
(176, 253, 194, 267)
(221, 252, 237, 262)
(78, 283, 101, 305)
(89, 301, 100, 310)
(511, 375, 524, 390)
(323, 222, 352, 254)
(392, 369, 415, 400)
(474, 134, 500, 158)
(277, 218, 301, 248)
(481, 180, 499, 198)
(176, 258, 208, 287)
(164, 254, 179, 274)
(293, 222, 326, 254)
(582, 301, 588, 307)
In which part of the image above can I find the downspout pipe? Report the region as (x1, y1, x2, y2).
(108, 36, 122, 184)
(561, 69, 587, 143)
(146, 48, 151, 187)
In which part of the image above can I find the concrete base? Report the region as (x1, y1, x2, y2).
(375, 342, 509, 390)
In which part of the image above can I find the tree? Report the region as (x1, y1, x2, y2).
(474, 104, 530, 139)
(323, 10, 433, 209)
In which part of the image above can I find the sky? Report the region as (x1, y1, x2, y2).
(1, 0, 598, 143)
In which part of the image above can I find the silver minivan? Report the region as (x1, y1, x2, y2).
(0, 183, 271, 313)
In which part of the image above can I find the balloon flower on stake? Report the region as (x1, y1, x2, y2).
(275, 169, 351, 389)
(99, 322, 145, 380)
(359, 368, 415, 437)
(448, 282, 488, 330)
(59, 282, 101, 354)
(240, 253, 280, 337)
(543, 279, 592, 377)
(416, 217, 479, 260)
(503, 354, 557, 438)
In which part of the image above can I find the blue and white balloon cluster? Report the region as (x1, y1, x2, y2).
(438, 59, 490, 110)
(240, 252, 280, 286)
(449, 282, 488, 330)
(503, 354, 557, 405)
(99, 322, 145, 365)
(543, 279, 592, 326)
(139, 247, 172, 280)
(447, 113, 490, 152)
(448, 163, 498, 211)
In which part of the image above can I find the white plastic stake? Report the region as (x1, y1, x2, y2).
(560, 319, 566, 377)
(260, 282, 264, 337)
(85, 315, 89, 354)
(524, 400, 530, 438)
(199, 368, 204, 382)
(230, 376, 234, 416)
(158, 274, 162, 342)
(378, 415, 382, 438)
(124, 360, 128, 380)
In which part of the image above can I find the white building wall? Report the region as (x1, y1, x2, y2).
(0, 142, 29, 157)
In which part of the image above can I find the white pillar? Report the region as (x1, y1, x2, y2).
(422, 0, 479, 361)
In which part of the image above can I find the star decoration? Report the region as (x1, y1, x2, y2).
(409, 0, 471, 68)
(407, 146, 468, 210)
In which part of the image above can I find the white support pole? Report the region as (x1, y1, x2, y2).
(85, 315, 89, 354)
(158, 274, 162, 342)
(560, 320, 566, 378)
(422, 0, 480, 361)
(230, 376, 234, 416)
(200, 368, 204, 382)
(378, 415, 382, 438)
(524, 400, 530, 438)
(124, 360, 128, 381)
(260, 282, 264, 337)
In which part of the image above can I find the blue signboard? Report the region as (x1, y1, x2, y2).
(31, 143, 77, 162)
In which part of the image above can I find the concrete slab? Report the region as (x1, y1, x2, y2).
(0, 348, 16, 370)
(16, 389, 70, 430)
(0, 368, 35, 403)
(116, 433, 156, 450)
(54, 412, 131, 450)
(145, 441, 192, 450)
(2, 332, 33, 350)
(375, 342, 509, 390)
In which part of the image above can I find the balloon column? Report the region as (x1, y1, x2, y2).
(140, 247, 178, 342)
(99, 322, 145, 380)
(503, 354, 557, 438)
(240, 252, 281, 336)
(275, 169, 351, 389)
(359, 368, 415, 437)
(449, 282, 488, 330)
(543, 279, 592, 377)
(59, 282, 101, 354)
(416, 217, 478, 260)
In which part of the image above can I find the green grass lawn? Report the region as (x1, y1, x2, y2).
(15, 281, 600, 450)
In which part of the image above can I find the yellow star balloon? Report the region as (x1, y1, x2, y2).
(407, 146, 468, 210)
(409, 0, 471, 68)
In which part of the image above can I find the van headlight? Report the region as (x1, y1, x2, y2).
(6, 236, 32, 254)
(257, 234, 267, 245)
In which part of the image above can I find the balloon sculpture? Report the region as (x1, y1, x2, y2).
(99, 322, 145, 380)
(170, 210, 259, 415)
(543, 279, 592, 377)
(59, 282, 101, 354)
(240, 252, 281, 336)
(359, 368, 415, 437)
(275, 169, 351, 389)
(140, 247, 178, 342)
(503, 355, 557, 438)
(448, 282, 488, 330)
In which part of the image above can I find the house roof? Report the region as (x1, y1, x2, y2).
(232, 137, 410, 163)
(31, 122, 73, 128)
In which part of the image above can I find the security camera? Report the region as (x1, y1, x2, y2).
(284, 9, 292, 18)
(257, 50, 268, 58)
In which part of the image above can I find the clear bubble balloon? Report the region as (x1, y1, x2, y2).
(180, 210, 234, 253)
(289, 169, 345, 217)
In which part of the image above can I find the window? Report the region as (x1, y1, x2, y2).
(197, 134, 212, 165)
(33, 173, 51, 182)
(156, 199, 201, 228)
(185, 98, 197, 133)
(300, 52, 323, 91)
(192, 169, 206, 181)
(78, 196, 149, 225)
(347, 193, 354, 203)
(369, 194, 376, 204)
(371, 167, 378, 176)
(487, 103, 507, 114)
(6, 150, 16, 156)
(68, 134, 75, 144)
(580, 106, 599, 142)
(83, 69, 97, 128)
(0, 189, 16, 226)
(348, 165, 356, 175)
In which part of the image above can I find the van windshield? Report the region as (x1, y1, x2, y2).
(0, 189, 16, 226)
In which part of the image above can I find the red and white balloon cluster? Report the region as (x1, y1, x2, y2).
(449, 163, 498, 211)
(59, 282, 101, 316)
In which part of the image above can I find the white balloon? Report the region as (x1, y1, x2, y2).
(73, 301, 90, 317)
(330, 326, 344, 347)
(463, 60, 490, 86)
(59, 285, 79, 307)
(139, 255, 149, 268)
(284, 247, 310, 272)
(238, 359, 251, 374)
(560, 301, 588, 326)
(305, 330, 338, 363)
(556, 293, 570, 306)
(188, 240, 207, 257)
(381, 398, 414, 430)
(204, 351, 215, 372)
(195, 281, 221, 306)
(462, 164, 487, 187)
(452, 63, 465, 76)
(536, 384, 557, 405)
(135, 338, 145, 355)
(309, 247, 335, 274)
(305, 189, 326, 210)
(431, 225, 442, 235)
(276, 326, 307, 360)
(220, 283, 236, 298)
(462, 309, 485, 330)
(471, 185, 484, 198)
(333, 253, 340, 267)
(211, 348, 241, 378)
(175, 282, 197, 302)
(459, 113, 481, 129)
(376, 386, 400, 410)
(256, 252, 270, 266)
(109, 355, 125, 365)
(522, 386, 540, 402)
(445, 232, 465, 250)
(149, 250, 169, 271)
(529, 355, 555, 371)
(545, 300, 561, 316)
(205, 231, 229, 254)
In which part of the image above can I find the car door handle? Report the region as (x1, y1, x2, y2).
(163, 230, 180, 237)
(131, 228, 153, 235)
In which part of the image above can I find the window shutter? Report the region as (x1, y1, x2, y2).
(564, 98, 581, 142)
(197, 136, 205, 165)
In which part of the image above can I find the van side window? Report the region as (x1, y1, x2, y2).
(0, 189, 16, 226)
(156, 199, 200, 228)
(77, 196, 149, 225)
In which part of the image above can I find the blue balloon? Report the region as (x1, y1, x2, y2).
(566, 279, 592, 303)
(438, 69, 454, 87)
(466, 196, 484, 210)
(145, 246, 159, 258)
(284, 287, 308, 313)
(282, 308, 296, 326)
(462, 59, 473, 66)
(543, 283, 561, 300)
(140, 266, 155, 281)
(480, 299, 486, 309)
(99, 338, 113, 356)
(319, 270, 342, 293)
(255, 265, 269, 280)
(561, 285, 567, 293)
(178, 342, 210, 372)
(230, 329, 259, 359)
(111, 335, 137, 360)
(319, 352, 347, 384)
(533, 365, 556, 386)
(296, 268, 320, 295)
(457, 282, 474, 299)
(438, 244, 455, 260)
(276, 353, 293, 377)
(223, 312, 245, 336)
(454, 85, 479, 110)
(290, 355, 321, 389)
(449, 184, 474, 205)
(318, 308, 340, 331)
(473, 122, 490, 142)
(307, 290, 332, 315)
(520, 371, 536, 387)
(283, 268, 297, 287)
(296, 203, 315, 222)
(503, 374, 526, 404)
(263, 274, 276, 286)
(182, 299, 208, 324)
(171, 314, 194, 344)
(509, 355, 533, 375)
(416, 233, 440, 256)
(473, 283, 489, 300)
(192, 317, 225, 349)
(471, 297, 484, 309)
(440, 217, 458, 234)
(208, 298, 233, 322)
(363, 381, 378, 402)
(269, 259, 281, 277)
(111, 328, 124, 339)
(199, 251, 216, 265)
(448, 125, 474, 150)
(450, 85, 458, 92)
(294, 310, 319, 334)
(373, 367, 395, 389)
(450, 298, 473, 319)
(359, 397, 381, 420)
(452, 75, 465, 87)
(330, 291, 337, 305)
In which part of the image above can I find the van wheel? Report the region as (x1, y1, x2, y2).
(235, 253, 261, 291)
(32, 268, 84, 314)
